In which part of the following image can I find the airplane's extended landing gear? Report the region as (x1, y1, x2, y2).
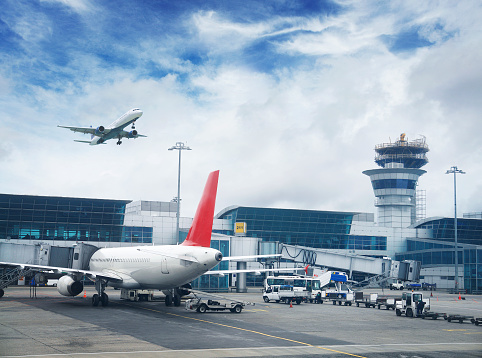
(163, 289, 182, 307)
(92, 279, 108, 307)
(116, 140, 122, 145)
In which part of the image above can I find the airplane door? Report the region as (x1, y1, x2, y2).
(161, 257, 169, 274)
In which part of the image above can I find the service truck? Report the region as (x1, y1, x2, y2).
(389, 280, 404, 290)
(264, 274, 322, 303)
(263, 284, 309, 304)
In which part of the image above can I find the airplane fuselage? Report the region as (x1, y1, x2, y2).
(90, 108, 143, 145)
(89, 245, 222, 290)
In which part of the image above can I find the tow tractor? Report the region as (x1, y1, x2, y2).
(185, 290, 254, 313)
(395, 292, 430, 318)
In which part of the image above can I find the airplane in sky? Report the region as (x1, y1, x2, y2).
(0, 171, 300, 307)
(58, 108, 146, 145)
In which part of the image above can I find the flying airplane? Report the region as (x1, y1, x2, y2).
(58, 108, 146, 145)
(0, 171, 302, 306)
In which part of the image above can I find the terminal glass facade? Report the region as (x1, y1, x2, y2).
(0, 194, 152, 243)
(415, 218, 482, 246)
(397, 239, 482, 293)
(402, 218, 482, 293)
(216, 207, 386, 250)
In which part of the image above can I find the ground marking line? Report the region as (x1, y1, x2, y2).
(121, 302, 368, 358)
(3, 342, 482, 358)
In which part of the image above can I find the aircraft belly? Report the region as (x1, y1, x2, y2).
(130, 264, 205, 290)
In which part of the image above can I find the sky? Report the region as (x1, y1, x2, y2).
(1, 0, 481, 220)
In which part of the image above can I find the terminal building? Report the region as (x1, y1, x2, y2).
(1, 134, 481, 293)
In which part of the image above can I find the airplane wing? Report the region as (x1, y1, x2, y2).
(57, 125, 112, 136)
(0, 261, 123, 282)
(57, 125, 95, 135)
(204, 266, 308, 276)
(222, 254, 282, 261)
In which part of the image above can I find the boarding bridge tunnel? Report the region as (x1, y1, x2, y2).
(279, 244, 392, 279)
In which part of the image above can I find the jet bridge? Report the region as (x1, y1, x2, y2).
(280, 244, 391, 278)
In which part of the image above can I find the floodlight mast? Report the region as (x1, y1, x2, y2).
(168, 142, 192, 245)
(445, 166, 465, 292)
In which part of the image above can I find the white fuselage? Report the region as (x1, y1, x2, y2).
(89, 245, 222, 290)
(108, 108, 143, 129)
(90, 108, 143, 145)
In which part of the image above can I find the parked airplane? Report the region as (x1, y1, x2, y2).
(0, 171, 303, 306)
(0, 171, 221, 306)
(58, 108, 146, 145)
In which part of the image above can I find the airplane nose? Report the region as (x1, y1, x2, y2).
(215, 252, 223, 262)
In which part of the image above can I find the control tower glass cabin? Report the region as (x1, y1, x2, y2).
(363, 134, 429, 228)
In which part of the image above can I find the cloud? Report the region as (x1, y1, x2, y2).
(40, 0, 95, 13)
(0, 0, 481, 221)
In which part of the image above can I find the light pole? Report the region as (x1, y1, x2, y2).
(168, 142, 191, 244)
(445, 166, 465, 292)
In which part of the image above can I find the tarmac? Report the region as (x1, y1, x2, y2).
(1, 286, 482, 358)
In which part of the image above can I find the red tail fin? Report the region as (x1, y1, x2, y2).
(181, 170, 219, 247)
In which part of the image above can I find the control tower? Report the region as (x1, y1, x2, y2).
(363, 134, 429, 228)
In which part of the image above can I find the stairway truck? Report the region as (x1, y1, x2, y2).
(320, 271, 353, 306)
(395, 292, 430, 318)
(263, 285, 309, 304)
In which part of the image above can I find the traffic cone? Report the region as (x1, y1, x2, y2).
(430, 292, 433, 297)
(83, 290, 87, 298)
(290, 300, 293, 308)
(458, 293, 461, 300)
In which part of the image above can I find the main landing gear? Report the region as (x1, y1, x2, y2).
(163, 288, 182, 307)
(92, 279, 108, 307)
(116, 138, 122, 145)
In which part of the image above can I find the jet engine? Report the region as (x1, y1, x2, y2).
(176, 283, 192, 297)
(95, 126, 105, 136)
(127, 130, 138, 138)
(57, 275, 84, 297)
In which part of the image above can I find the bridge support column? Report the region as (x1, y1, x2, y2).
(236, 261, 247, 293)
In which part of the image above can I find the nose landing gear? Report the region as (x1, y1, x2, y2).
(92, 279, 109, 307)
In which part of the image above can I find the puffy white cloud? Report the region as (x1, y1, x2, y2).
(1, 0, 481, 220)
